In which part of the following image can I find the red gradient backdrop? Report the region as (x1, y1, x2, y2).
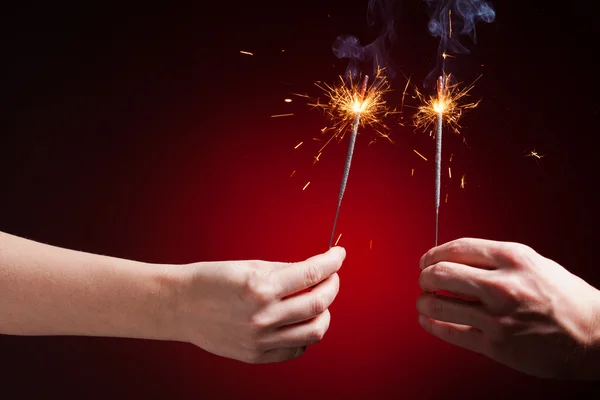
(1, 1, 599, 398)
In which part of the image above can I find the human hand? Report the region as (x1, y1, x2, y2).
(168, 247, 345, 364)
(416, 238, 600, 379)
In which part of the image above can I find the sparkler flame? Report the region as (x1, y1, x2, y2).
(413, 72, 480, 135)
(310, 66, 395, 155)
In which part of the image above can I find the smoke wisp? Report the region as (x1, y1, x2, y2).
(332, 0, 399, 80)
(424, 0, 495, 85)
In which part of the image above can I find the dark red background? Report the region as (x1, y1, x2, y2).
(1, 1, 599, 398)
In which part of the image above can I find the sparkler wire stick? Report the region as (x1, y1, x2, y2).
(434, 75, 444, 247)
(435, 111, 442, 246)
(328, 75, 369, 249)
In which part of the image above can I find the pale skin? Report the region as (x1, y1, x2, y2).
(0, 231, 345, 364)
(417, 237, 600, 380)
(4, 230, 600, 377)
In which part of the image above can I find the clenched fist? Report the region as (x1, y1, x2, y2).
(171, 246, 346, 364)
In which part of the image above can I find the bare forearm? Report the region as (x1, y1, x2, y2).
(0, 231, 180, 340)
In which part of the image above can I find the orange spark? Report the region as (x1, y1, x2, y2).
(313, 152, 322, 165)
(302, 182, 310, 191)
(284, 98, 292, 103)
(460, 174, 466, 189)
(240, 50, 253, 56)
(294, 141, 303, 149)
(527, 150, 546, 159)
(290, 170, 296, 178)
(370, 239, 373, 250)
(413, 149, 428, 161)
(334, 233, 342, 246)
(271, 113, 294, 118)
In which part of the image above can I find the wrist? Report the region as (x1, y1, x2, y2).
(143, 263, 188, 343)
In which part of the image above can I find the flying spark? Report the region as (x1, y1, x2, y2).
(460, 174, 466, 189)
(284, 98, 293, 103)
(313, 152, 322, 165)
(449, 167, 452, 178)
(290, 170, 296, 178)
(527, 150, 546, 159)
(302, 182, 310, 190)
(401, 76, 411, 112)
(271, 113, 294, 118)
(240, 50, 253, 56)
(334, 233, 342, 246)
(294, 142, 303, 149)
(413, 149, 428, 161)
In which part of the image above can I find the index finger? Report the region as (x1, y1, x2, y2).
(420, 238, 508, 270)
(272, 247, 346, 298)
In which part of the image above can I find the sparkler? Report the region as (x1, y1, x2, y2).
(412, 72, 480, 246)
(327, 74, 369, 249)
(307, 66, 394, 248)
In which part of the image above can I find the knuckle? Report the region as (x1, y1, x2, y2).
(487, 275, 522, 308)
(447, 239, 466, 255)
(501, 243, 535, 268)
(310, 295, 327, 315)
(309, 325, 327, 344)
(309, 311, 331, 344)
(431, 262, 452, 281)
(245, 272, 276, 304)
(487, 315, 514, 343)
(304, 261, 323, 287)
(249, 312, 272, 331)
